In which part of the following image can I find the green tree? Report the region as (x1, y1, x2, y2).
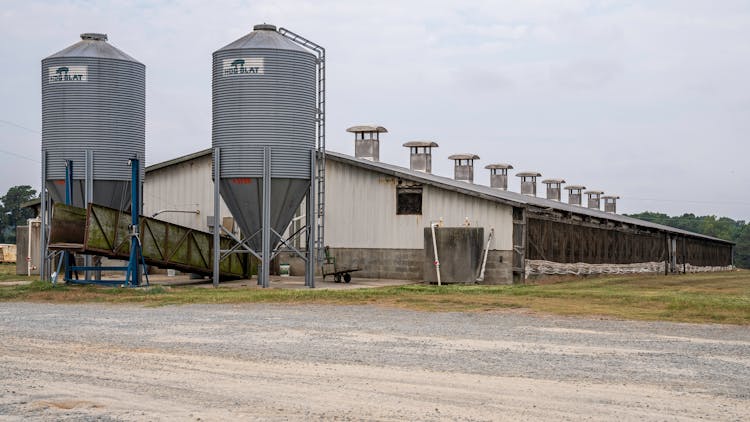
(627, 211, 749, 268)
(0, 185, 38, 243)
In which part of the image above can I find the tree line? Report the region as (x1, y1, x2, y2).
(0, 185, 37, 244)
(0, 184, 747, 268)
(626, 212, 750, 269)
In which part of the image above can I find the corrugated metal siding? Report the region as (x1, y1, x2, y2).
(212, 48, 316, 178)
(324, 160, 513, 250)
(41, 56, 145, 181)
(143, 154, 232, 231)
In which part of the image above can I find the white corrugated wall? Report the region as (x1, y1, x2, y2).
(324, 159, 514, 250)
(143, 154, 233, 231)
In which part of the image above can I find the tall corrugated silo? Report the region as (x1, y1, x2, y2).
(212, 24, 317, 253)
(41, 33, 145, 210)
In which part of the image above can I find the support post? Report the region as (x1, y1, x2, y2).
(261, 146, 272, 288)
(306, 149, 316, 288)
(40, 152, 47, 280)
(213, 147, 221, 287)
(127, 159, 141, 286)
(84, 150, 93, 280)
(64, 160, 73, 282)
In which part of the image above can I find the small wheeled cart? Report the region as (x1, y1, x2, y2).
(321, 246, 361, 283)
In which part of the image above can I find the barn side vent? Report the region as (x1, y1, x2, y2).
(403, 141, 438, 173)
(564, 185, 586, 206)
(347, 125, 387, 162)
(603, 195, 620, 213)
(585, 190, 604, 210)
(542, 178, 565, 201)
(516, 172, 542, 196)
(448, 154, 480, 183)
(485, 163, 513, 190)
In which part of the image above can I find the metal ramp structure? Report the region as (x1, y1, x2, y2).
(48, 202, 249, 281)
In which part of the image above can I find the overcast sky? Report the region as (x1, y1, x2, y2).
(1, 0, 749, 219)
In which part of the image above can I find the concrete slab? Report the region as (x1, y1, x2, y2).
(151, 275, 419, 290)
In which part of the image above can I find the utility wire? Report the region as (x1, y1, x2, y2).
(0, 119, 40, 134)
(0, 148, 40, 163)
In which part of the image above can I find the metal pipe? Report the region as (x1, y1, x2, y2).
(476, 228, 494, 282)
(430, 222, 441, 286)
(151, 209, 200, 218)
(40, 151, 47, 280)
(27, 218, 33, 277)
(212, 147, 221, 288)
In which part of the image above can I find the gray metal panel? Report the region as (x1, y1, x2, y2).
(454, 165, 474, 183)
(41, 36, 145, 196)
(568, 193, 582, 206)
(355, 139, 379, 161)
(489, 174, 508, 189)
(521, 181, 536, 196)
(325, 150, 733, 245)
(546, 186, 561, 201)
(212, 44, 316, 178)
(46, 180, 131, 210)
(219, 178, 310, 250)
(410, 153, 431, 173)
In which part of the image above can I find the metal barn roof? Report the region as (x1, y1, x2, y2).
(142, 148, 733, 245)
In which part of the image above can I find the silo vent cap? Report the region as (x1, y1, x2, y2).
(253, 24, 277, 31)
(80, 33, 108, 41)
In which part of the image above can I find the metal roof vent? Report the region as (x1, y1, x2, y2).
(564, 185, 586, 206)
(603, 195, 620, 213)
(347, 125, 387, 162)
(80, 33, 108, 41)
(516, 172, 542, 196)
(585, 190, 604, 210)
(485, 163, 513, 190)
(253, 24, 277, 31)
(542, 178, 565, 201)
(448, 154, 480, 183)
(403, 141, 438, 173)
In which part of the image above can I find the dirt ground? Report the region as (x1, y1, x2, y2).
(1, 303, 748, 421)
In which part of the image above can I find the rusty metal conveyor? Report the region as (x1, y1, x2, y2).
(48, 203, 249, 279)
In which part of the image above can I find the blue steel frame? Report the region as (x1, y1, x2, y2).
(63, 158, 148, 287)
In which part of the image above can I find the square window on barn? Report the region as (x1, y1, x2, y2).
(397, 186, 423, 215)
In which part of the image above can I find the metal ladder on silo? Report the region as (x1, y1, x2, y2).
(279, 27, 327, 263)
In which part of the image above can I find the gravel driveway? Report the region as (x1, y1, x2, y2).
(1, 303, 748, 421)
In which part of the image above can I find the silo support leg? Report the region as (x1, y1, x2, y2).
(212, 147, 221, 288)
(306, 149, 316, 288)
(261, 147, 272, 288)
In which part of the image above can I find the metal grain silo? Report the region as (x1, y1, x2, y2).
(41, 33, 145, 210)
(212, 24, 317, 253)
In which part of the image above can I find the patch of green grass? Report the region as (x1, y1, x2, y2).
(1, 271, 749, 324)
(0, 263, 37, 282)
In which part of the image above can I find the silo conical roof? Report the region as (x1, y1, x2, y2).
(217, 24, 313, 53)
(45, 33, 141, 62)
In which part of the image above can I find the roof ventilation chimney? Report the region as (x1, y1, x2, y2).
(403, 141, 438, 173)
(564, 185, 586, 206)
(347, 125, 387, 162)
(448, 154, 480, 183)
(603, 195, 620, 213)
(585, 190, 604, 210)
(542, 178, 565, 201)
(485, 163, 513, 190)
(516, 172, 542, 196)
